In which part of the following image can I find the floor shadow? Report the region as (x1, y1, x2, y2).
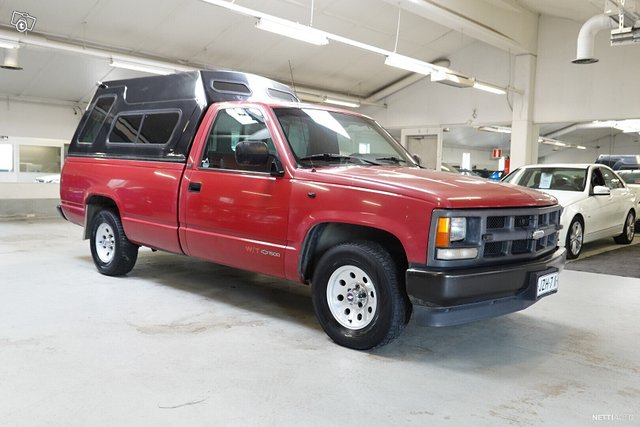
(121, 251, 318, 331)
(78, 250, 572, 365)
(371, 312, 569, 368)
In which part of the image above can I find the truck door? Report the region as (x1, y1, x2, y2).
(180, 106, 290, 277)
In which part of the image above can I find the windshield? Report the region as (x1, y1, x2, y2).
(273, 107, 415, 167)
(503, 167, 587, 192)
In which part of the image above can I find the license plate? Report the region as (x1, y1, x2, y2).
(536, 272, 559, 297)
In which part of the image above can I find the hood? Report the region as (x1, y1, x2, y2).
(296, 166, 557, 209)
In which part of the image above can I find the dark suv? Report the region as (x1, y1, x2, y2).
(595, 154, 640, 170)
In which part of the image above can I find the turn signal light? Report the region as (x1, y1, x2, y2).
(436, 218, 451, 247)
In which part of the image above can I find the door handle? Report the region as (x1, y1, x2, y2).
(188, 182, 202, 193)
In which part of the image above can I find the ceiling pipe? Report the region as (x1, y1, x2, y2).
(543, 122, 602, 139)
(1, 47, 22, 70)
(572, 14, 616, 64)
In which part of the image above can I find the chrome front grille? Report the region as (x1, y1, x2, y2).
(429, 205, 562, 268)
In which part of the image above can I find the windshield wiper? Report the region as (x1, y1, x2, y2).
(299, 153, 353, 162)
(299, 153, 376, 165)
(375, 156, 408, 164)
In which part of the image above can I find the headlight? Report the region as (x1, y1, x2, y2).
(435, 217, 466, 246)
(449, 217, 466, 242)
(435, 216, 477, 260)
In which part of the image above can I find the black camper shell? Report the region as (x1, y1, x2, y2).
(68, 70, 298, 162)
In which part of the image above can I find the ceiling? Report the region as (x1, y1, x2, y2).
(0, 0, 610, 106)
(0, 0, 631, 154)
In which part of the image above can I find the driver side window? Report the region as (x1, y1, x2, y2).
(201, 107, 276, 173)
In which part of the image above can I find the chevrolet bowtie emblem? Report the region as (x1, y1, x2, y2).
(531, 229, 545, 240)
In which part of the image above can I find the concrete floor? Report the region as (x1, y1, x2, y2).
(1, 219, 639, 426)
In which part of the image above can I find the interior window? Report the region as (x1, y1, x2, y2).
(201, 107, 275, 173)
(19, 146, 61, 173)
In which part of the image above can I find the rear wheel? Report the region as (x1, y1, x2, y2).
(311, 242, 409, 350)
(90, 209, 139, 276)
(614, 210, 635, 244)
(566, 217, 583, 260)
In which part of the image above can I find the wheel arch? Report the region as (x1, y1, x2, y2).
(83, 195, 120, 240)
(299, 222, 408, 285)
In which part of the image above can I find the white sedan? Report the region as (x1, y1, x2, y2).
(502, 163, 636, 259)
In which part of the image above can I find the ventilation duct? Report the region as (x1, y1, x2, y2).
(572, 14, 616, 64)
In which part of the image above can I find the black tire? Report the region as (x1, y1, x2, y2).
(614, 210, 635, 244)
(566, 217, 583, 260)
(311, 241, 409, 350)
(90, 209, 139, 276)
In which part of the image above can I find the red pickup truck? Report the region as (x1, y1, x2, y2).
(59, 70, 565, 349)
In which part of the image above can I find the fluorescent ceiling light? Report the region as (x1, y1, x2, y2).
(539, 137, 566, 146)
(431, 69, 474, 88)
(110, 58, 176, 75)
(256, 17, 329, 46)
(473, 81, 507, 95)
(478, 126, 511, 134)
(0, 38, 20, 49)
(384, 53, 434, 75)
(539, 136, 586, 150)
(324, 97, 360, 108)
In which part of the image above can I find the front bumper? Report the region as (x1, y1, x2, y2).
(406, 247, 566, 327)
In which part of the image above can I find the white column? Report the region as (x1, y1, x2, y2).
(510, 54, 538, 169)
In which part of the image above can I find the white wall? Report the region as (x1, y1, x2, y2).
(0, 101, 78, 213)
(0, 100, 80, 140)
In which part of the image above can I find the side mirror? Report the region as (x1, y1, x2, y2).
(412, 154, 422, 166)
(235, 140, 269, 165)
(593, 185, 611, 196)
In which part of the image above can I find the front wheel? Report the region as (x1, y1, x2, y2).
(614, 210, 635, 244)
(90, 209, 139, 276)
(566, 217, 584, 260)
(311, 242, 409, 350)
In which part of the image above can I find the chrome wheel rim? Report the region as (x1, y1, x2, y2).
(96, 223, 115, 264)
(326, 265, 377, 330)
(569, 221, 583, 256)
(626, 213, 635, 241)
